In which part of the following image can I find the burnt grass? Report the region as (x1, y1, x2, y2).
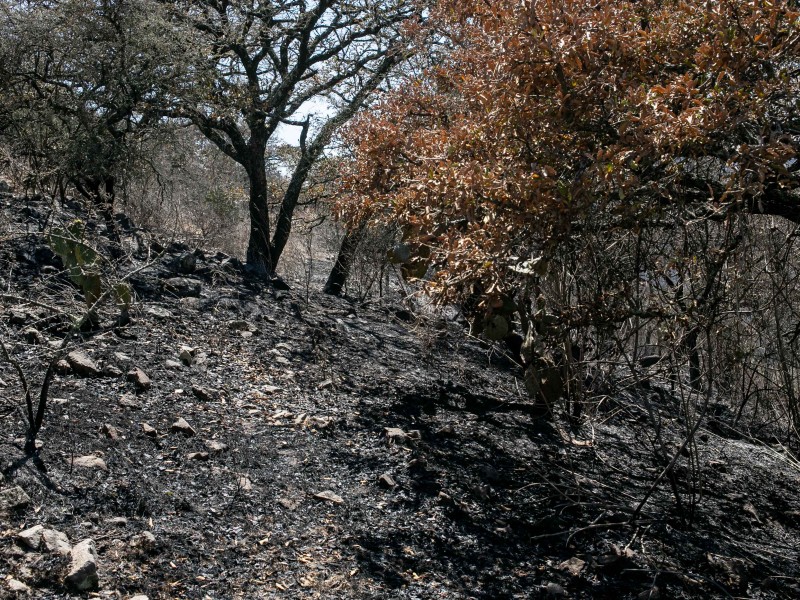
(1, 193, 800, 599)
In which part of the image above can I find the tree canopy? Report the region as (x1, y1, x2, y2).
(338, 0, 800, 312)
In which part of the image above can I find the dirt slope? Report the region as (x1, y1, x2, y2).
(1, 194, 799, 599)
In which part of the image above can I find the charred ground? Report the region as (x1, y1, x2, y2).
(1, 193, 799, 599)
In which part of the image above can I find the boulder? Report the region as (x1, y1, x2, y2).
(64, 539, 99, 591)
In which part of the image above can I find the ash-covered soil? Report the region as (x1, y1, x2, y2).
(1, 193, 799, 599)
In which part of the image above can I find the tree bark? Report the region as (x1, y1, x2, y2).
(245, 149, 273, 274)
(324, 223, 364, 295)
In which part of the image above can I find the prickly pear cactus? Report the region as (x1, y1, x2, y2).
(48, 220, 132, 314)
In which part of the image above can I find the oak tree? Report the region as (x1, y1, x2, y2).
(162, 0, 421, 275)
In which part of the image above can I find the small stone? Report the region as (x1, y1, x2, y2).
(129, 595, 149, 600)
(186, 452, 209, 461)
(262, 385, 281, 394)
(313, 490, 344, 504)
(177, 252, 197, 274)
(64, 539, 99, 591)
(378, 474, 397, 489)
(145, 306, 173, 319)
(131, 531, 156, 550)
(66, 350, 101, 377)
(317, 378, 334, 390)
(240, 330, 253, 339)
(107, 517, 128, 527)
(171, 418, 196, 436)
(18, 525, 44, 550)
(191, 385, 217, 402)
(277, 497, 301, 510)
(55, 359, 72, 374)
(637, 586, 661, 599)
(304, 415, 333, 429)
(119, 393, 141, 409)
(8, 309, 28, 325)
(237, 476, 253, 492)
(544, 582, 566, 596)
(127, 368, 151, 391)
(22, 327, 45, 344)
(178, 346, 195, 366)
(385, 427, 409, 444)
(70, 455, 108, 471)
(101, 424, 120, 440)
(558, 557, 586, 577)
(0, 486, 30, 511)
(206, 440, 228, 454)
(163, 277, 201, 297)
(436, 491, 454, 506)
(7, 578, 30, 594)
(165, 359, 183, 369)
(41, 528, 72, 555)
(102, 365, 123, 377)
(141, 423, 158, 437)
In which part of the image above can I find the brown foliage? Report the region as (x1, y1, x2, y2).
(338, 0, 800, 309)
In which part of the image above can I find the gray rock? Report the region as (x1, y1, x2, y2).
(191, 385, 217, 402)
(141, 423, 158, 437)
(558, 557, 586, 577)
(101, 424, 120, 440)
(119, 393, 141, 409)
(165, 359, 183, 369)
(7, 578, 30, 594)
(17, 525, 44, 550)
(178, 346, 195, 366)
(0, 486, 30, 511)
(146, 306, 173, 319)
(228, 320, 253, 331)
(66, 351, 101, 377)
(41, 528, 71, 555)
(186, 452, 209, 461)
(163, 277, 201, 298)
(131, 531, 156, 551)
(22, 327, 45, 344)
(206, 440, 228, 454)
(313, 490, 344, 504)
(385, 427, 409, 444)
(171, 417, 196, 436)
(127, 368, 151, 391)
(128, 596, 150, 600)
(378, 474, 397, 489)
(69, 455, 108, 471)
(177, 252, 197, 274)
(8, 309, 28, 325)
(64, 539, 99, 591)
(102, 365, 123, 378)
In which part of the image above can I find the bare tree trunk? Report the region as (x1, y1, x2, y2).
(245, 151, 273, 275)
(324, 223, 364, 295)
